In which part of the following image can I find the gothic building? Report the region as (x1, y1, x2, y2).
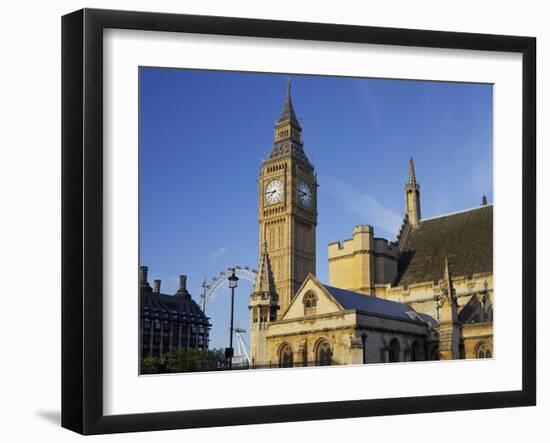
(249, 80, 493, 367)
(139, 266, 210, 359)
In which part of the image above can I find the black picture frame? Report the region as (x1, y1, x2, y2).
(61, 8, 536, 435)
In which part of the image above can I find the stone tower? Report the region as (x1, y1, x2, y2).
(405, 157, 421, 226)
(256, 78, 317, 316)
(249, 242, 279, 365)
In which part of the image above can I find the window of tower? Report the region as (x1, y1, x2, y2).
(277, 129, 289, 140)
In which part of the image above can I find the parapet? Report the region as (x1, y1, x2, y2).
(353, 224, 373, 235)
(373, 237, 398, 258)
(328, 225, 374, 260)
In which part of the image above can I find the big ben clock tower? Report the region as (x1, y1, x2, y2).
(253, 79, 317, 318)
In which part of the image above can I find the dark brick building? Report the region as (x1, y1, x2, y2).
(139, 266, 210, 359)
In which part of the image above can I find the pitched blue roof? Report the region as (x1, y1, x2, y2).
(322, 284, 435, 324)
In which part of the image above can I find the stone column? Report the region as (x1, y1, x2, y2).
(349, 335, 364, 365)
(296, 339, 307, 367)
(437, 297, 460, 360)
(437, 258, 461, 360)
(380, 339, 389, 363)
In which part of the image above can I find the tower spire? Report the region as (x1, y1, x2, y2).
(254, 242, 277, 294)
(249, 242, 280, 365)
(268, 77, 309, 163)
(286, 76, 291, 100)
(408, 157, 417, 186)
(405, 157, 421, 227)
(277, 76, 300, 128)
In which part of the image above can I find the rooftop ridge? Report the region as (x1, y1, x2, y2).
(421, 203, 493, 222)
(322, 283, 410, 308)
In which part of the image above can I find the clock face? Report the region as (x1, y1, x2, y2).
(265, 179, 284, 204)
(298, 181, 313, 207)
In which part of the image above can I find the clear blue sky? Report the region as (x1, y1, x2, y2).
(139, 67, 493, 351)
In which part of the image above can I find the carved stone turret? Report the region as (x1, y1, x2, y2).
(249, 243, 279, 365)
(405, 157, 421, 227)
(436, 258, 461, 360)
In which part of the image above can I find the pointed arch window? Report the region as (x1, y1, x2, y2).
(389, 338, 401, 363)
(303, 292, 318, 316)
(279, 344, 294, 368)
(316, 341, 332, 366)
(476, 342, 492, 359)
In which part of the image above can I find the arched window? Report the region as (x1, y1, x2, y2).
(316, 341, 332, 366)
(303, 292, 318, 316)
(476, 342, 492, 359)
(389, 338, 400, 363)
(279, 343, 294, 368)
(410, 341, 421, 361)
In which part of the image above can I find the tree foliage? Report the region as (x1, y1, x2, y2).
(140, 348, 227, 374)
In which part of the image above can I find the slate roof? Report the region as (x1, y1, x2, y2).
(397, 205, 493, 286)
(322, 284, 435, 325)
(140, 288, 209, 324)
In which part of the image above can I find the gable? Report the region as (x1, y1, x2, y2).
(281, 276, 343, 320)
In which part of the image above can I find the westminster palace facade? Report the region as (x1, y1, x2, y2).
(249, 79, 493, 367)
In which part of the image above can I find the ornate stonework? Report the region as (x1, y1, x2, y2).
(256, 79, 317, 316)
(250, 81, 493, 367)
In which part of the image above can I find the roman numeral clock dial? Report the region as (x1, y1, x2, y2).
(298, 181, 312, 207)
(265, 179, 284, 204)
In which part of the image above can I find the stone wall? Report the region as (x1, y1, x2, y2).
(328, 225, 398, 293)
